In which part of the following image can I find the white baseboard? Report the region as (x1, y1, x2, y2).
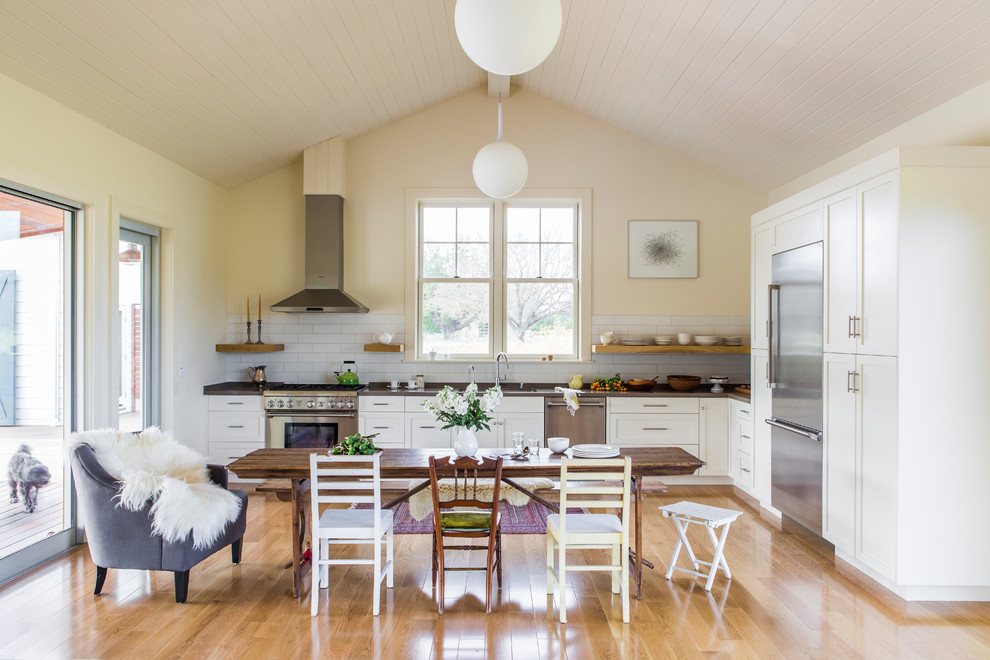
(834, 549, 990, 602)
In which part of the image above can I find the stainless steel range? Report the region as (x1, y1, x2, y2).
(264, 384, 364, 449)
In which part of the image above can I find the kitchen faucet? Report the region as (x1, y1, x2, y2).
(495, 352, 509, 387)
(468, 365, 475, 385)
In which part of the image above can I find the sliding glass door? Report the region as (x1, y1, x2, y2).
(0, 185, 77, 580)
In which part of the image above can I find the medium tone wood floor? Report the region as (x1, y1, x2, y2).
(2, 484, 989, 659)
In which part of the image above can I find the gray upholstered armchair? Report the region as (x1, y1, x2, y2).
(69, 443, 248, 603)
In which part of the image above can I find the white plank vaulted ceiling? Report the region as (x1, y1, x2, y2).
(2, 0, 990, 190)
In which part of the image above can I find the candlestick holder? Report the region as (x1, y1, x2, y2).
(255, 319, 265, 344)
(245, 321, 255, 344)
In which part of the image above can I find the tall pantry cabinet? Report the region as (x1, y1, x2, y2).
(751, 147, 990, 600)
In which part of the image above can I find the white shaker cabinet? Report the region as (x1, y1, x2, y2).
(751, 225, 774, 351)
(480, 397, 545, 449)
(823, 173, 898, 356)
(359, 396, 406, 448)
(728, 399, 754, 489)
(824, 353, 898, 579)
(750, 350, 772, 503)
(699, 399, 728, 477)
(207, 395, 265, 469)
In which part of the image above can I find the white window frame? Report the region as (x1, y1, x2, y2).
(405, 188, 592, 362)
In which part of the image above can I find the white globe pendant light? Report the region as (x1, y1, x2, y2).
(455, 0, 562, 76)
(473, 99, 528, 199)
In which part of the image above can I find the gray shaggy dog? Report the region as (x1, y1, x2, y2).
(8, 444, 51, 513)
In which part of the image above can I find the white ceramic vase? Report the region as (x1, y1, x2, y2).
(453, 427, 479, 457)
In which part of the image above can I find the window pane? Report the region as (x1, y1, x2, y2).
(506, 207, 539, 242)
(421, 282, 490, 355)
(423, 243, 455, 277)
(505, 282, 575, 355)
(457, 243, 489, 277)
(541, 243, 574, 278)
(422, 207, 456, 242)
(541, 208, 574, 242)
(457, 207, 489, 242)
(506, 243, 539, 278)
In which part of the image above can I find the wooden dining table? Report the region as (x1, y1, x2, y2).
(227, 446, 704, 600)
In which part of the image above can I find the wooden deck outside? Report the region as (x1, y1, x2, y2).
(0, 426, 66, 559)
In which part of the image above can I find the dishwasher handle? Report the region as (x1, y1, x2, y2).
(546, 401, 604, 408)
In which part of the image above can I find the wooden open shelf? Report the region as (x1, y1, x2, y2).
(592, 344, 750, 354)
(363, 343, 404, 353)
(216, 344, 285, 353)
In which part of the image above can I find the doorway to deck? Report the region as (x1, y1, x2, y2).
(118, 221, 160, 432)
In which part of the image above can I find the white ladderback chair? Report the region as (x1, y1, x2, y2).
(546, 456, 632, 623)
(309, 453, 394, 616)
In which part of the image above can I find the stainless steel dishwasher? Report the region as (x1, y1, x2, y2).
(544, 394, 606, 445)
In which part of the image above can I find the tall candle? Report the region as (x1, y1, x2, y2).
(258, 294, 261, 322)
(246, 296, 250, 321)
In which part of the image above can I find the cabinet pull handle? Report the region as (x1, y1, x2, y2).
(420, 425, 436, 429)
(643, 404, 668, 408)
(227, 402, 243, 405)
(741, 467, 751, 473)
(847, 370, 861, 393)
(740, 409, 750, 414)
(740, 434, 750, 439)
(547, 402, 605, 407)
(372, 426, 389, 430)
(227, 425, 244, 429)
(643, 427, 668, 431)
(373, 402, 389, 406)
(848, 315, 861, 338)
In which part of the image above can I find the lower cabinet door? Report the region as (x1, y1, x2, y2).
(360, 413, 405, 448)
(823, 352, 857, 554)
(499, 413, 544, 449)
(406, 414, 451, 449)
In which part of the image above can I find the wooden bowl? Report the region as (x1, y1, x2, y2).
(666, 375, 701, 391)
(626, 378, 657, 391)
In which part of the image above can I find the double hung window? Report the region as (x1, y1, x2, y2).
(415, 197, 583, 360)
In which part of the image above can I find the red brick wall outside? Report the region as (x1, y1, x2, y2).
(130, 304, 141, 411)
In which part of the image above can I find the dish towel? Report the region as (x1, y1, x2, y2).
(554, 387, 581, 416)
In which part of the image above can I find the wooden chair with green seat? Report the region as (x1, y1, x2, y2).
(428, 454, 504, 614)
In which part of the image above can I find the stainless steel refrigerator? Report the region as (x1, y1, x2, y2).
(767, 241, 824, 536)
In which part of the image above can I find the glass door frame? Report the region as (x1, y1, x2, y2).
(118, 219, 160, 429)
(0, 182, 80, 584)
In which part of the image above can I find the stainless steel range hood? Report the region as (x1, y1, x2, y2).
(270, 194, 369, 313)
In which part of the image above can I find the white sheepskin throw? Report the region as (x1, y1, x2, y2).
(70, 427, 241, 549)
(408, 477, 553, 521)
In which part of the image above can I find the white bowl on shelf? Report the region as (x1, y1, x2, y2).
(694, 336, 721, 346)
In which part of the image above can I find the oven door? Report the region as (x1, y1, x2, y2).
(266, 411, 358, 449)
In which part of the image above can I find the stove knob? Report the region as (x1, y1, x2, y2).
(307, 400, 315, 409)
(276, 400, 284, 408)
(266, 400, 275, 409)
(286, 399, 295, 408)
(346, 400, 354, 409)
(327, 400, 336, 409)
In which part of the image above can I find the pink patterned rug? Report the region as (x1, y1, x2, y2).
(357, 501, 581, 534)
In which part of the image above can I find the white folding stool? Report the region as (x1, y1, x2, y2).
(659, 501, 742, 591)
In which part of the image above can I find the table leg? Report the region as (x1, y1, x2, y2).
(634, 476, 643, 599)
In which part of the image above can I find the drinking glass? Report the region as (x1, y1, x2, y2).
(527, 437, 540, 457)
(512, 432, 525, 454)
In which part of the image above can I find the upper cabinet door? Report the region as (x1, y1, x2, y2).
(824, 188, 859, 353)
(858, 172, 899, 357)
(751, 225, 774, 350)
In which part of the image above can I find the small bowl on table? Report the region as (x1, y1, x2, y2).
(667, 375, 701, 391)
(547, 437, 570, 454)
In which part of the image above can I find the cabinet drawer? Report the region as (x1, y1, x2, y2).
(360, 413, 405, 448)
(359, 396, 404, 412)
(208, 395, 262, 412)
(208, 413, 264, 441)
(611, 414, 699, 445)
(609, 397, 699, 414)
(737, 421, 754, 455)
(404, 397, 433, 412)
(209, 441, 265, 465)
(407, 415, 451, 448)
(734, 403, 752, 421)
(497, 396, 544, 413)
(737, 452, 754, 487)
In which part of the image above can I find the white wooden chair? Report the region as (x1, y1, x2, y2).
(309, 453, 394, 616)
(659, 501, 742, 592)
(546, 456, 631, 623)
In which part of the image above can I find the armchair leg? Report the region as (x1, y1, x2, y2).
(231, 537, 243, 564)
(174, 570, 190, 603)
(94, 566, 107, 595)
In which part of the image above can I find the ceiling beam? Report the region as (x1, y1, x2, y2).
(487, 73, 511, 99)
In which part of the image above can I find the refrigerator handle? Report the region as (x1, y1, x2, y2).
(767, 284, 780, 388)
(765, 417, 823, 442)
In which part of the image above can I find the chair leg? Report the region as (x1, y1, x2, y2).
(431, 531, 438, 589)
(386, 526, 394, 589)
(485, 536, 495, 614)
(611, 543, 621, 594)
(94, 566, 107, 596)
(495, 529, 502, 589)
(311, 539, 320, 616)
(546, 532, 554, 595)
(174, 570, 190, 603)
(558, 546, 567, 624)
(436, 544, 445, 614)
(665, 517, 687, 580)
(373, 528, 382, 616)
(704, 523, 732, 592)
(231, 537, 243, 564)
(621, 542, 630, 624)
(320, 539, 329, 588)
(705, 523, 733, 581)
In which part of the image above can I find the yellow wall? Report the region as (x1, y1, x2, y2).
(0, 72, 229, 450)
(229, 87, 767, 316)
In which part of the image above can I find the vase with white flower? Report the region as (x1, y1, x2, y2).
(422, 383, 503, 457)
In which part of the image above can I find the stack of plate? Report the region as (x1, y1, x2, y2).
(622, 337, 648, 345)
(694, 335, 722, 346)
(571, 444, 620, 458)
(722, 336, 742, 346)
(653, 335, 675, 345)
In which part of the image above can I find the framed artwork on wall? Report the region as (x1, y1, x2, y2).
(627, 220, 698, 278)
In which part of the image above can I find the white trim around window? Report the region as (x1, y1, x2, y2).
(404, 188, 592, 362)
